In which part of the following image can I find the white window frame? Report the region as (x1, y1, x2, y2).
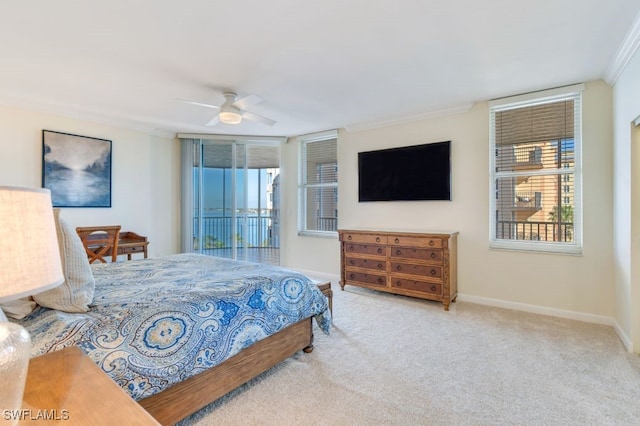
(489, 84, 584, 254)
(298, 130, 338, 237)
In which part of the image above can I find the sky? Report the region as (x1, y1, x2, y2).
(200, 168, 274, 213)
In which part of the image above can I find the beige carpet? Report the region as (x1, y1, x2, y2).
(178, 285, 640, 425)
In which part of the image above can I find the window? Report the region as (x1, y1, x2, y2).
(489, 84, 583, 254)
(299, 130, 338, 236)
(178, 135, 284, 265)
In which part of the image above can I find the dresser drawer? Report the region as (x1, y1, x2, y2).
(391, 278, 442, 295)
(388, 235, 442, 248)
(390, 247, 443, 262)
(341, 233, 387, 245)
(344, 243, 386, 256)
(345, 256, 386, 271)
(390, 262, 442, 279)
(121, 246, 144, 254)
(344, 270, 386, 287)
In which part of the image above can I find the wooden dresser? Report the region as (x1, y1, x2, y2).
(338, 229, 458, 310)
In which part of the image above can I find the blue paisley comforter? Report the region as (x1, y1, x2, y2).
(18, 254, 330, 400)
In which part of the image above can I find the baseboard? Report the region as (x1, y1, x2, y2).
(456, 293, 612, 324)
(457, 293, 634, 353)
(612, 319, 634, 353)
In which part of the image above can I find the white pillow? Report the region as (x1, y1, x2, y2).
(0, 297, 36, 320)
(32, 209, 95, 312)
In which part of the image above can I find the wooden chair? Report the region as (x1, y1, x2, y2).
(76, 226, 121, 264)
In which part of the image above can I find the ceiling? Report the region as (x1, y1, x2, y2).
(0, 1, 638, 138)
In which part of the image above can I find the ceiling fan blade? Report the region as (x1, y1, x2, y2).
(240, 111, 276, 126)
(176, 99, 220, 109)
(233, 94, 261, 111)
(206, 115, 220, 126)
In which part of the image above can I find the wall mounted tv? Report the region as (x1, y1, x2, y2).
(358, 140, 451, 202)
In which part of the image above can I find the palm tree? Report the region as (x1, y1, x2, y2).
(548, 205, 574, 222)
(548, 205, 574, 241)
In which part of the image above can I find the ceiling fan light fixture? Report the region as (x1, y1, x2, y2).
(219, 110, 242, 124)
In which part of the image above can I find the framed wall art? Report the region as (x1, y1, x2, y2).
(42, 130, 112, 207)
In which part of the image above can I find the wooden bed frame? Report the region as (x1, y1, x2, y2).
(138, 316, 315, 425)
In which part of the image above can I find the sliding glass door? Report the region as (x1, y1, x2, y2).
(188, 138, 281, 265)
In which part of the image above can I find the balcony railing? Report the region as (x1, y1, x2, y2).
(317, 217, 338, 232)
(496, 220, 573, 242)
(193, 215, 278, 249)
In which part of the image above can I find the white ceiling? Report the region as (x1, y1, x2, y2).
(0, 1, 638, 137)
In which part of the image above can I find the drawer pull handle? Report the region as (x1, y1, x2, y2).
(396, 250, 401, 255)
(377, 248, 382, 254)
(349, 246, 354, 251)
(378, 278, 383, 283)
(429, 240, 435, 246)
(431, 285, 437, 292)
(350, 260, 355, 265)
(348, 235, 352, 240)
(430, 269, 436, 275)
(430, 252, 436, 259)
(378, 263, 383, 269)
(395, 238, 400, 243)
(349, 273, 355, 279)
(376, 237, 380, 242)
(396, 265, 401, 271)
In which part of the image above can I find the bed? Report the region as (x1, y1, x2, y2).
(14, 253, 331, 425)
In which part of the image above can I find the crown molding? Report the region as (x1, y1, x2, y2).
(604, 10, 640, 85)
(0, 91, 180, 139)
(344, 103, 474, 133)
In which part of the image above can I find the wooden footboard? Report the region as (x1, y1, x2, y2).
(138, 317, 314, 425)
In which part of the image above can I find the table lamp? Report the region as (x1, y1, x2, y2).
(0, 186, 64, 423)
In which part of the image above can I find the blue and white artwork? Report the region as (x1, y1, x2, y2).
(42, 130, 112, 207)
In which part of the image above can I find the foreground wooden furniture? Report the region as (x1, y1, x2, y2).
(138, 317, 314, 425)
(76, 225, 121, 263)
(20, 346, 159, 425)
(339, 229, 458, 310)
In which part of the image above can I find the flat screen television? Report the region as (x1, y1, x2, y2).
(358, 141, 451, 202)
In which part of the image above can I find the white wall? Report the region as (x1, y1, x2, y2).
(612, 46, 640, 352)
(0, 105, 181, 257)
(280, 135, 340, 273)
(0, 79, 622, 342)
(283, 80, 616, 323)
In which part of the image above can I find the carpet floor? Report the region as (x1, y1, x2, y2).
(178, 285, 640, 425)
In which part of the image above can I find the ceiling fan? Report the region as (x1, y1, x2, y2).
(178, 92, 276, 126)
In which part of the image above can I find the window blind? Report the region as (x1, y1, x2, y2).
(299, 131, 338, 234)
(490, 88, 582, 254)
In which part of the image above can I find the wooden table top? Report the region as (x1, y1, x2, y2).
(19, 346, 159, 425)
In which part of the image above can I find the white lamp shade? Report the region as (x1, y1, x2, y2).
(0, 186, 64, 302)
